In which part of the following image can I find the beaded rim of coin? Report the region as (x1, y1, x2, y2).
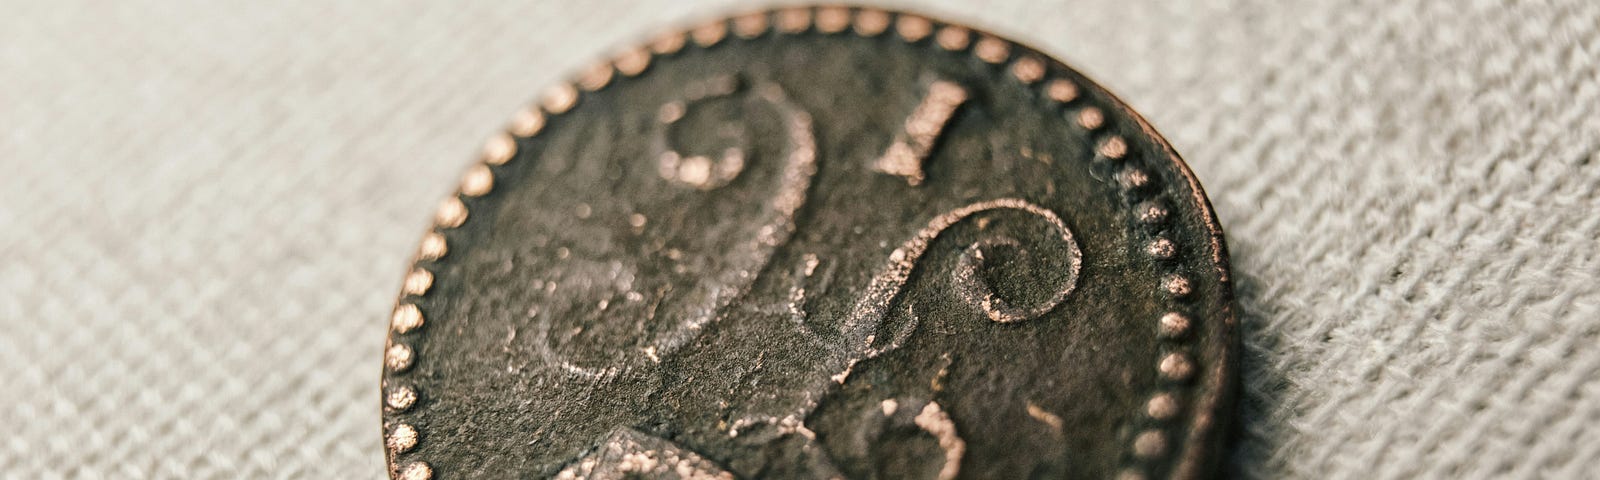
(381, 5, 1236, 479)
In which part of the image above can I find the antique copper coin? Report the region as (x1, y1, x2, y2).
(382, 6, 1237, 479)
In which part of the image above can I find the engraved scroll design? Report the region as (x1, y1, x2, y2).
(832, 198, 1080, 356)
(555, 198, 1082, 479)
(725, 198, 1081, 479)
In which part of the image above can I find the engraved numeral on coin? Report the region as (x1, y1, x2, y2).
(533, 78, 818, 381)
(872, 80, 968, 186)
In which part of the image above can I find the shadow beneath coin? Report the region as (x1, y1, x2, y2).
(1221, 250, 1292, 479)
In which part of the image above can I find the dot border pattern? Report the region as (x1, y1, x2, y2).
(379, 6, 1232, 479)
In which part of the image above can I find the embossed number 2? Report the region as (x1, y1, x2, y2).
(551, 77, 1082, 479)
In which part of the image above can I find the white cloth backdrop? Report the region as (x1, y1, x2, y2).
(2, 0, 1597, 478)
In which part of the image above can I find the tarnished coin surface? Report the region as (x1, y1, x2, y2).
(382, 6, 1237, 480)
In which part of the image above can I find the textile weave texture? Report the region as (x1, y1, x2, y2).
(2, 0, 1597, 478)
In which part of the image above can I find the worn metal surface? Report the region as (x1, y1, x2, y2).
(381, 6, 1236, 479)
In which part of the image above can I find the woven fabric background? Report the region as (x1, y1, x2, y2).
(3, 0, 1598, 478)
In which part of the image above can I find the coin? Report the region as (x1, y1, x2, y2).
(382, 6, 1237, 479)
